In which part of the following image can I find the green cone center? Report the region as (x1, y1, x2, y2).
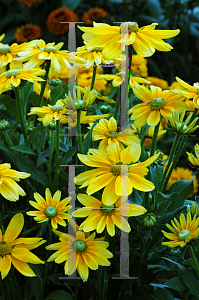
(50, 105, 64, 111)
(0, 45, 10, 54)
(74, 240, 87, 252)
(178, 229, 193, 241)
(45, 206, 58, 218)
(6, 69, 21, 78)
(43, 46, 58, 54)
(151, 97, 166, 110)
(0, 242, 12, 256)
(120, 22, 139, 34)
(105, 130, 118, 138)
(110, 160, 128, 176)
(101, 204, 115, 215)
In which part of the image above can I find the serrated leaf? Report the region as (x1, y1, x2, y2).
(10, 144, 36, 155)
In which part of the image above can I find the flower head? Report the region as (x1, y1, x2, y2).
(168, 109, 199, 134)
(131, 55, 148, 77)
(0, 67, 45, 95)
(76, 143, 159, 205)
(187, 203, 199, 217)
(73, 194, 146, 237)
(92, 117, 139, 151)
(129, 85, 187, 127)
(47, 8, 78, 35)
(0, 163, 30, 201)
(26, 188, 71, 229)
(0, 213, 45, 279)
(97, 72, 150, 87)
(46, 228, 113, 282)
(16, 0, 43, 6)
(162, 212, 199, 247)
(187, 144, 199, 167)
(174, 77, 199, 109)
(82, 8, 107, 25)
(79, 22, 180, 58)
(146, 76, 169, 90)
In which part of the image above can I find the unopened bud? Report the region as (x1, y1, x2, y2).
(100, 105, 111, 114)
(143, 213, 156, 228)
(51, 79, 63, 86)
(0, 119, 10, 131)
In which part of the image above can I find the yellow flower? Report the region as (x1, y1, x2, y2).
(131, 55, 148, 77)
(26, 188, 71, 229)
(0, 67, 45, 95)
(46, 228, 113, 282)
(33, 81, 50, 99)
(76, 86, 115, 103)
(167, 167, 198, 198)
(76, 44, 113, 68)
(187, 144, 199, 166)
(79, 22, 180, 58)
(162, 212, 199, 248)
(0, 213, 45, 279)
(97, 72, 150, 87)
(16, 39, 85, 76)
(168, 109, 199, 134)
(174, 77, 199, 108)
(92, 117, 139, 151)
(0, 163, 30, 201)
(76, 143, 159, 205)
(146, 76, 169, 90)
(73, 194, 146, 237)
(28, 100, 67, 126)
(77, 72, 107, 93)
(61, 111, 109, 127)
(129, 84, 187, 127)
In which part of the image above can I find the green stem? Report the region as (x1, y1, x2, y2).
(159, 134, 181, 193)
(34, 60, 51, 126)
(77, 110, 83, 154)
(39, 222, 52, 300)
(90, 66, 97, 90)
(128, 45, 133, 84)
(54, 120, 60, 191)
(48, 130, 55, 185)
(3, 277, 10, 300)
(150, 121, 160, 157)
(10, 269, 22, 300)
(162, 135, 187, 192)
(15, 86, 27, 142)
(189, 244, 199, 279)
(74, 279, 80, 300)
(114, 89, 121, 126)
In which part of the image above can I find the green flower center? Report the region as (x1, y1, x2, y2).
(178, 229, 193, 241)
(45, 206, 58, 218)
(0, 45, 10, 54)
(150, 97, 166, 111)
(74, 240, 87, 253)
(91, 47, 103, 52)
(50, 105, 64, 111)
(101, 204, 115, 215)
(110, 160, 128, 176)
(120, 22, 139, 34)
(105, 130, 118, 138)
(39, 46, 59, 54)
(6, 69, 21, 78)
(0, 242, 12, 256)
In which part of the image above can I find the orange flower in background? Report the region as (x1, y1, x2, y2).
(146, 76, 169, 90)
(17, 0, 43, 6)
(47, 8, 78, 35)
(15, 24, 42, 43)
(82, 8, 107, 25)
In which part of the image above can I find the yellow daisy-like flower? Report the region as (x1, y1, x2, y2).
(167, 167, 199, 198)
(76, 143, 159, 205)
(129, 84, 187, 127)
(33, 81, 50, 99)
(0, 163, 30, 201)
(46, 228, 113, 282)
(92, 117, 139, 151)
(76, 44, 113, 68)
(73, 194, 146, 237)
(0, 67, 45, 95)
(187, 144, 199, 166)
(77, 72, 107, 93)
(131, 55, 148, 77)
(146, 76, 169, 90)
(162, 212, 199, 248)
(79, 22, 180, 58)
(26, 188, 71, 229)
(0, 213, 45, 279)
(97, 72, 150, 87)
(16, 39, 85, 76)
(76, 85, 115, 103)
(28, 99, 67, 126)
(173, 77, 199, 109)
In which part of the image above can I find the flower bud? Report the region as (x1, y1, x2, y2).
(75, 100, 85, 110)
(100, 105, 111, 114)
(153, 150, 164, 165)
(143, 213, 156, 228)
(0, 119, 10, 131)
(170, 247, 181, 256)
(51, 79, 63, 86)
(48, 121, 56, 130)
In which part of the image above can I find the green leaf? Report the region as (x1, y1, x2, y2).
(26, 126, 46, 146)
(61, 0, 81, 10)
(0, 143, 12, 154)
(30, 277, 41, 300)
(45, 290, 73, 300)
(129, 191, 143, 205)
(36, 221, 49, 237)
(0, 95, 18, 119)
(10, 144, 36, 155)
(83, 122, 97, 155)
(166, 277, 186, 292)
(16, 154, 50, 187)
(156, 287, 174, 300)
(50, 85, 63, 105)
(28, 264, 44, 282)
(63, 146, 78, 164)
(183, 258, 199, 269)
(35, 130, 47, 151)
(149, 165, 159, 191)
